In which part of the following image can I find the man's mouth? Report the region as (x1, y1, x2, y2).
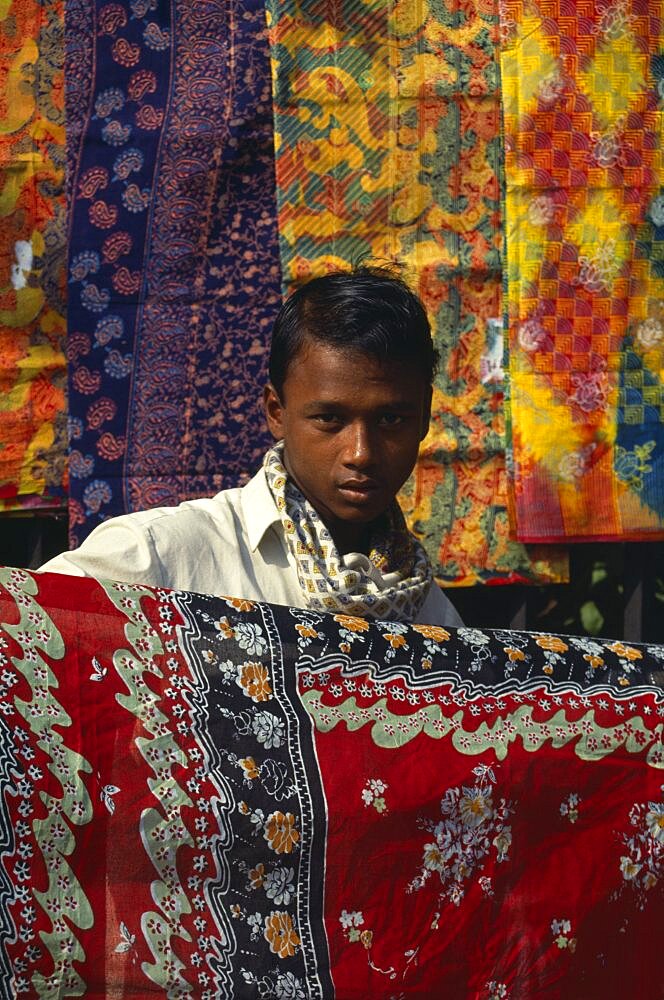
(337, 480, 380, 501)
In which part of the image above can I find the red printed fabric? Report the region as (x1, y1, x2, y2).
(0, 567, 662, 997)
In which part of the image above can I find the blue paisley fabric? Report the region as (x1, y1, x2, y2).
(65, 0, 281, 545)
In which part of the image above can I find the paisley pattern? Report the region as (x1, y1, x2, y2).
(65, 0, 281, 545)
(501, 0, 664, 540)
(0, 565, 662, 996)
(266, 0, 569, 586)
(0, 0, 67, 511)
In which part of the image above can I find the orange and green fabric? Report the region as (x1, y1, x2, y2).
(501, 0, 664, 541)
(0, 0, 67, 511)
(267, 0, 568, 585)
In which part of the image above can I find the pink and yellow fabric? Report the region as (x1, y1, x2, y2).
(0, 0, 67, 512)
(501, 0, 664, 541)
(267, 0, 568, 585)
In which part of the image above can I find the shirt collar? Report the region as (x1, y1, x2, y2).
(241, 466, 282, 552)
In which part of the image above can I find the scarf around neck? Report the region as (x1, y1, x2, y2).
(263, 443, 433, 622)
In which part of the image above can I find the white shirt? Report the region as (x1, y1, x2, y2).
(40, 468, 462, 627)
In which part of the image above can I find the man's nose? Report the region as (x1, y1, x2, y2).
(343, 421, 375, 468)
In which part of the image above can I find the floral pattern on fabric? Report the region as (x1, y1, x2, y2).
(267, 0, 568, 586)
(501, 0, 664, 540)
(65, 0, 281, 544)
(0, 0, 67, 511)
(299, 621, 664, 996)
(0, 567, 331, 997)
(0, 567, 662, 995)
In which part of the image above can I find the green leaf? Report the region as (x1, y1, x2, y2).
(580, 601, 604, 635)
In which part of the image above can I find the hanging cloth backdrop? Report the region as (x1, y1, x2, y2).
(1, 565, 663, 996)
(266, 0, 568, 586)
(0, 0, 67, 512)
(501, 0, 664, 541)
(64, 0, 282, 546)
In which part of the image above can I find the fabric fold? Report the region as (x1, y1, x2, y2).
(0, 564, 661, 995)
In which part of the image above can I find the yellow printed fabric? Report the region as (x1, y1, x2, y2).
(0, 0, 67, 511)
(501, 0, 664, 541)
(267, 0, 568, 585)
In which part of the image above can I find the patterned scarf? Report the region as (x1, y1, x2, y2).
(263, 444, 433, 621)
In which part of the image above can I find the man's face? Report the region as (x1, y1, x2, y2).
(264, 339, 432, 553)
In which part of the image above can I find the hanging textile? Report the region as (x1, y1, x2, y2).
(266, 0, 569, 586)
(0, 0, 67, 512)
(65, 0, 282, 547)
(1, 564, 662, 996)
(501, 0, 664, 541)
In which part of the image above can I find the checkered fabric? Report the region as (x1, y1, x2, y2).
(501, 0, 664, 540)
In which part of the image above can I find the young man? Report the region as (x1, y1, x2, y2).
(41, 267, 461, 626)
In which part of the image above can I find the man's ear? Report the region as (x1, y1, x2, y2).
(420, 384, 433, 441)
(263, 383, 285, 440)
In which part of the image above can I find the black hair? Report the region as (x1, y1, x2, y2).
(268, 265, 439, 398)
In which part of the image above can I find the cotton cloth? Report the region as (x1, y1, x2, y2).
(65, 0, 281, 544)
(0, 0, 67, 511)
(267, 0, 569, 586)
(40, 466, 462, 627)
(501, 0, 664, 540)
(1, 564, 662, 996)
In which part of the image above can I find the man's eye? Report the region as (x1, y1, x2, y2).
(313, 413, 340, 425)
(378, 414, 404, 427)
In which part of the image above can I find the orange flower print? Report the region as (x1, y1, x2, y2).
(607, 642, 642, 661)
(333, 614, 370, 633)
(215, 617, 235, 639)
(223, 596, 256, 612)
(339, 641, 351, 653)
(264, 811, 300, 855)
(237, 662, 272, 703)
(535, 635, 568, 653)
(412, 624, 450, 643)
(360, 929, 373, 950)
(264, 910, 300, 958)
(239, 756, 260, 781)
(249, 863, 265, 889)
(383, 633, 407, 649)
(295, 623, 318, 639)
(238, 801, 250, 815)
(583, 653, 604, 669)
(504, 647, 525, 662)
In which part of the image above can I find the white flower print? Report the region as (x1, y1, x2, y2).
(458, 628, 491, 646)
(409, 766, 513, 906)
(646, 802, 664, 843)
(339, 909, 364, 930)
(264, 866, 295, 906)
(560, 793, 580, 824)
(618, 787, 664, 904)
(217, 658, 236, 682)
(234, 622, 268, 656)
(252, 711, 285, 750)
(274, 971, 307, 999)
